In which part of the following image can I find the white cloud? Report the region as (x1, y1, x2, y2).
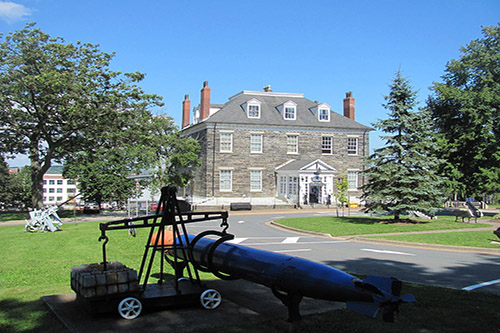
(0, 1, 33, 24)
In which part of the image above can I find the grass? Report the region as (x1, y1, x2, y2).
(196, 283, 500, 333)
(276, 215, 491, 236)
(369, 230, 500, 249)
(0, 220, 211, 332)
(0, 210, 85, 222)
(1, 216, 500, 332)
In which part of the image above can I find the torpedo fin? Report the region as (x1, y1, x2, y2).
(353, 276, 415, 322)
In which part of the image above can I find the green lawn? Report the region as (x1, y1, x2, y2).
(0, 220, 195, 331)
(276, 215, 491, 236)
(1, 217, 500, 332)
(197, 283, 500, 333)
(368, 230, 500, 249)
(0, 210, 85, 222)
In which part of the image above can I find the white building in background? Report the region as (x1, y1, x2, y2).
(43, 166, 82, 207)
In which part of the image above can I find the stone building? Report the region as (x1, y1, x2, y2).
(180, 82, 372, 207)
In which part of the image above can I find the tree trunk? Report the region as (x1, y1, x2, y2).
(30, 158, 44, 209)
(29, 143, 51, 209)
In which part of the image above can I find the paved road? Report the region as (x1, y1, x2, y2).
(185, 210, 500, 295)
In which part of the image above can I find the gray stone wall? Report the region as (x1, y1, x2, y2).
(187, 124, 369, 198)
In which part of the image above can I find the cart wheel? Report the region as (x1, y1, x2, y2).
(118, 297, 142, 319)
(200, 289, 222, 309)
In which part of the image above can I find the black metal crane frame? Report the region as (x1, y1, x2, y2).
(98, 186, 229, 295)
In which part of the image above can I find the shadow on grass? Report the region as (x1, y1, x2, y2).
(329, 216, 430, 225)
(0, 298, 67, 332)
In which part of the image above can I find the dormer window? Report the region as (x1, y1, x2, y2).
(319, 108, 329, 121)
(243, 98, 262, 119)
(278, 100, 297, 120)
(310, 103, 330, 122)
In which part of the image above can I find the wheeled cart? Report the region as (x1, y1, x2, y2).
(71, 186, 228, 319)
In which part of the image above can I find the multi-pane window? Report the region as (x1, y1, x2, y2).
(248, 104, 260, 118)
(250, 170, 262, 191)
(288, 177, 298, 196)
(220, 132, 233, 152)
(347, 137, 358, 155)
(49, 188, 55, 193)
(49, 180, 55, 185)
(278, 176, 287, 196)
(319, 108, 329, 121)
(284, 107, 296, 120)
(287, 135, 298, 154)
(57, 180, 63, 185)
(348, 171, 359, 190)
(67, 180, 76, 185)
(220, 170, 232, 191)
(250, 134, 263, 153)
(56, 188, 63, 193)
(67, 188, 76, 194)
(321, 136, 333, 154)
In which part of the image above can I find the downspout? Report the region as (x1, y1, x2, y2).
(211, 123, 217, 197)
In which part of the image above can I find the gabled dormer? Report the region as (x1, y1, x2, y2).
(277, 100, 297, 120)
(242, 98, 262, 119)
(310, 103, 331, 122)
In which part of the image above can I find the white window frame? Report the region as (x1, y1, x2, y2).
(248, 104, 260, 118)
(282, 100, 297, 120)
(278, 176, 287, 196)
(250, 170, 262, 191)
(321, 136, 333, 154)
(348, 171, 359, 190)
(288, 176, 298, 196)
(219, 169, 233, 192)
(250, 133, 263, 153)
(318, 108, 330, 121)
(245, 98, 262, 119)
(347, 137, 359, 155)
(220, 132, 233, 153)
(287, 134, 299, 154)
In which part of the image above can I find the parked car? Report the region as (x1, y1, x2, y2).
(83, 202, 100, 214)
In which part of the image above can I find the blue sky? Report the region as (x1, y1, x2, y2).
(2, 0, 499, 167)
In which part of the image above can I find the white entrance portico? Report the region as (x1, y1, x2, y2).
(275, 159, 337, 205)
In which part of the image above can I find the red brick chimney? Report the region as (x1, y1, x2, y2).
(343, 91, 355, 121)
(182, 94, 190, 128)
(200, 81, 210, 121)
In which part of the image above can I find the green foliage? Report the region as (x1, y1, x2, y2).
(8, 166, 32, 208)
(142, 115, 201, 193)
(334, 174, 349, 217)
(362, 71, 445, 219)
(0, 157, 12, 205)
(428, 23, 500, 198)
(0, 23, 162, 208)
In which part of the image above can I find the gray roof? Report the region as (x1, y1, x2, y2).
(45, 165, 64, 175)
(200, 91, 372, 131)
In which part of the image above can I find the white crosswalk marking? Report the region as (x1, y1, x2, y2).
(282, 237, 300, 244)
(227, 238, 248, 244)
(361, 248, 415, 256)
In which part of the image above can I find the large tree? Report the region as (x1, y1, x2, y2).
(362, 71, 445, 220)
(143, 115, 201, 192)
(0, 156, 12, 206)
(63, 114, 201, 206)
(0, 23, 162, 208)
(428, 24, 500, 198)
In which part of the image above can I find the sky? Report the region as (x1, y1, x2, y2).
(1, 0, 499, 167)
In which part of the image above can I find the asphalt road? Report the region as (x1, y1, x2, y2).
(185, 210, 500, 295)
